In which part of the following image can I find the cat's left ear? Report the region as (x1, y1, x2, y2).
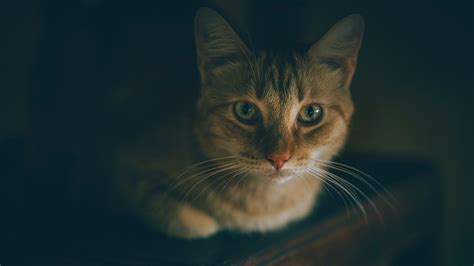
(308, 14, 364, 88)
(194, 8, 251, 85)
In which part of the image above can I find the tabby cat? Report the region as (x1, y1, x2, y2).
(110, 8, 364, 238)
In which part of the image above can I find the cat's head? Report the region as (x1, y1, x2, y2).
(193, 8, 363, 183)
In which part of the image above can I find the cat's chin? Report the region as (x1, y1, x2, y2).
(265, 170, 299, 184)
(271, 176, 294, 184)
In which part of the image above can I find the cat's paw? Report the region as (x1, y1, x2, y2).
(143, 192, 220, 239)
(166, 204, 220, 239)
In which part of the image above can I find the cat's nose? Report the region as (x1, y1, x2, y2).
(265, 151, 291, 170)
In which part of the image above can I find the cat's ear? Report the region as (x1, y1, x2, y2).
(308, 14, 364, 88)
(194, 8, 251, 84)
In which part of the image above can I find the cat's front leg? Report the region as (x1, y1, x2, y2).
(142, 191, 220, 239)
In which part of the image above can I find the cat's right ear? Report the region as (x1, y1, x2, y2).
(194, 8, 251, 85)
(308, 14, 364, 89)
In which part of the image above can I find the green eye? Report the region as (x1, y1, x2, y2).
(298, 104, 323, 125)
(233, 101, 259, 123)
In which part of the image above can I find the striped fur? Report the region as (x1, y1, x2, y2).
(111, 8, 364, 239)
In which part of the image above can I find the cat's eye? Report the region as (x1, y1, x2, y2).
(233, 101, 259, 124)
(298, 104, 323, 125)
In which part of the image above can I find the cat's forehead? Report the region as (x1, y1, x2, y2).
(253, 52, 305, 103)
(247, 51, 338, 106)
(237, 52, 302, 125)
(211, 50, 338, 112)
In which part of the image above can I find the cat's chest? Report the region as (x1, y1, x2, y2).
(208, 177, 322, 231)
(218, 176, 321, 214)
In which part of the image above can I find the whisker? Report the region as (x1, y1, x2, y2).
(305, 170, 353, 219)
(168, 162, 229, 189)
(300, 175, 316, 198)
(312, 159, 397, 208)
(179, 164, 240, 204)
(219, 168, 248, 193)
(322, 163, 396, 216)
(190, 167, 245, 203)
(309, 169, 367, 222)
(171, 156, 239, 182)
(314, 167, 385, 224)
(231, 170, 251, 193)
(169, 161, 238, 192)
(199, 167, 246, 196)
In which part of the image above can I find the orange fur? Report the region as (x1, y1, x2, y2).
(109, 8, 364, 238)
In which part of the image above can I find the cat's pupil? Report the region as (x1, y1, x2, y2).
(306, 106, 315, 117)
(241, 103, 252, 115)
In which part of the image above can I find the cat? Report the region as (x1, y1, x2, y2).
(108, 8, 364, 239)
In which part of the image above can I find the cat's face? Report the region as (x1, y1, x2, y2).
(194, 8, 363, 183)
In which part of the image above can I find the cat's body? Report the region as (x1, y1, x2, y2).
(108, 8, 364, 239)
(110, 103, 322, 238)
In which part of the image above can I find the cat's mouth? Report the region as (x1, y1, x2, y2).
(240, 158, 307, 183)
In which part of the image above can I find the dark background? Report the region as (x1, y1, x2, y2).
(1, 0, 472, 265)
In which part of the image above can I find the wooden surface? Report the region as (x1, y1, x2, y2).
(1, 150, 441, 265)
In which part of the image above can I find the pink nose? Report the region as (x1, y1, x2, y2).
(265, 151, 291, 170)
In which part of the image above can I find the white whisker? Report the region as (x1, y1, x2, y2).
(169, 161, 238, 192)
(191, 167, 245, 202)
(171, 156, 239, 182)
(312, 159, 397, 209)
(219, 168, 248, 193)
(309, 169, 368, 222)
(305, 170, 353, 218)
(179, 164, 240, 204)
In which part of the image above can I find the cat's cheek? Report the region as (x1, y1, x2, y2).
(199, 135, 243, 158)
(309, 149, 325, 160)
